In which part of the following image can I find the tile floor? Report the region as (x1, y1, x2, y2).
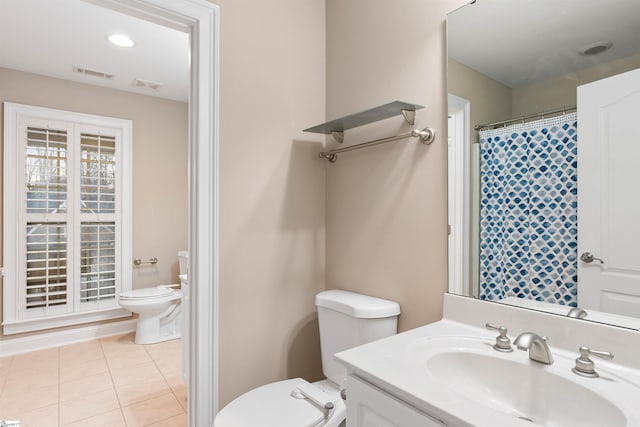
(0, 334, 187, 427)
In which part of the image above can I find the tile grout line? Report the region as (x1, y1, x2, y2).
(99, 337, 129, 426)
(143, 342, 187, 426)
(57, 346, 61, 427)
(144, 344, 175, 392)
(59, 342, 118, 426)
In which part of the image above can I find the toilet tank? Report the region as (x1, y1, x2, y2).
(178, 251, 189, 276)
(315, 290, 400, 385)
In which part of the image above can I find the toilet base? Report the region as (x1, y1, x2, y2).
(135, 331, 181, 345)
(133, 304, 182, 344)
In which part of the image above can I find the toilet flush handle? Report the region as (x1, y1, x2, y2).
(291, 383, 336, 416)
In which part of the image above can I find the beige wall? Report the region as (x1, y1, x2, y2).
(448, 58, 512, 136)
(449, 54, 640, 125)
(325, 0, 467, 332)
(215, 0, 326, 406)
(0, 67, 188, 340)
(512, 53, 640, 117)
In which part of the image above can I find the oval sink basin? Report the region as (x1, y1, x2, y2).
(427, 351, 626, 427)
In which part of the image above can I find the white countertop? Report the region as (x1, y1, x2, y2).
(334, 295, 640, 427)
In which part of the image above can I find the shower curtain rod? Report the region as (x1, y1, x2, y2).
(474, 105, 577, 131)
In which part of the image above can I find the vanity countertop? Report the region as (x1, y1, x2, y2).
(335, 295, 640, 427)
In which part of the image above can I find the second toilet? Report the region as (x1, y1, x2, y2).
(214, 289, 400, 427)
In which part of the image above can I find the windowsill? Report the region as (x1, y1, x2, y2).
(2, 307, 132, 335)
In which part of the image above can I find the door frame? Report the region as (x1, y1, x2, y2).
(447, 94, 471, 296)
(87, 0, 220, 424)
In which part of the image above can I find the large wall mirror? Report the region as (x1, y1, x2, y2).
(447, 0, 640, 330)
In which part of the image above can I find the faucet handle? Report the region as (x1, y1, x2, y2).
(567, 307, 588, 319)
(573, 346, 614, 378)
(485, 323, 513, 352)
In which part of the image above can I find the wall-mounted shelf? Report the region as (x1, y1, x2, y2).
(303, 101, 424, 143)
(303, 101, 435, 163)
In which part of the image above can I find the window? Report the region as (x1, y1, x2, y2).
(3, 103, 132, 334)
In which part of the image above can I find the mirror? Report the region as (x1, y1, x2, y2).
(447, 0, 640, 329)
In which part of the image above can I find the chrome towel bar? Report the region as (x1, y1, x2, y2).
(318, 127, 436, 163)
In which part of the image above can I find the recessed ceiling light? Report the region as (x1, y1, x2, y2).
(106, 33, 136, 48)
(579, 41, 613, 56)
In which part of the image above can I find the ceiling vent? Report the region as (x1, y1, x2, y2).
(72, 66, 114, 80)
(132, 78, 162, 91)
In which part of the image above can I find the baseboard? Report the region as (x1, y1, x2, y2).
(0, 319, 137, 357)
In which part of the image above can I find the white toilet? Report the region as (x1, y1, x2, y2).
(214, 289, 400, 427)
(118, 251, 188, 344)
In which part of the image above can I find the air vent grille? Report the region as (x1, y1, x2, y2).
(132, 78, 162, 91)
(72, 66, 114, 80)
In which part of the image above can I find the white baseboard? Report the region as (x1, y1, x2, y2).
(0, 319, 137, 357)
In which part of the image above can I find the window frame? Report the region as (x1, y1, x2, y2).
(3, 102, 132, 334)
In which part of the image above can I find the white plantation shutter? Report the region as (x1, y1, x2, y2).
(22, 123, 73, 318)
(3, 103, 132, 333)
(25, 222, 68, 309)
(80, 133, 116, 213)
(78, 131, 118, 308)
(25, 127, 68, 214)
(80, 222, 116, 303)
(23, 125, 70, 313)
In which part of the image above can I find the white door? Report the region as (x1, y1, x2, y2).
(577, 68, 640, 316)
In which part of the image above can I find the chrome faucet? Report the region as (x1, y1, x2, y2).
(513, 332, 554, 365)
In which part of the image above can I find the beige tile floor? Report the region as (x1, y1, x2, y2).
(0, 334, 187, 427)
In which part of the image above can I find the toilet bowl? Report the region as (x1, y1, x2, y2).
(119, 285, 182, 344)
(214, 290, 400, 427)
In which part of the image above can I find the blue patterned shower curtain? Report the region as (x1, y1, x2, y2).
(479, 113, 578, 306)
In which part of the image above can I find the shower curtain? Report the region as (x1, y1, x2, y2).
(479, 113, 578, 306)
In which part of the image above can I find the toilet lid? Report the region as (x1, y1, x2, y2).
(214, 378, 339, 427)
(119, 286, 174, 300)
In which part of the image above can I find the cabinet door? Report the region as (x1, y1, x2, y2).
(346, 375, 446, 427)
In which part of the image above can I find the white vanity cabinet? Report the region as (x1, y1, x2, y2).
(346, 375, 446, 427)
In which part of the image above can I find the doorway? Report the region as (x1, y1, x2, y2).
(100, 1, 221, 424)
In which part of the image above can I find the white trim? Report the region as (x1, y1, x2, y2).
(447, 114, 461, 294)
(3, 308, 131, 335)
(447, 94, 471, 296)
(0, 318, 137, 357)
(84, 1, 221, 424)
(470, 143, 480, 298)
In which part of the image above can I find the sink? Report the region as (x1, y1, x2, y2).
(428, 351, 625, 426)
(334, 304, 640, 427)
(404, 336, 639, 427)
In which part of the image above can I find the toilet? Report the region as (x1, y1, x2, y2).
(118, 251, 188, 344)
(214, 289, 400, 427)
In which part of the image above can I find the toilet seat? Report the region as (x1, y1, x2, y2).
(214, 378, 345, 427)
(120, 286, 177, 300)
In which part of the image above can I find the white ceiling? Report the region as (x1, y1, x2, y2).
(448, 0, 640, 88)
(0, 0, 189, 102)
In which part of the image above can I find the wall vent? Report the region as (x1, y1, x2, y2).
(132, 78, 162, 91)
(72, 66, 114, 80)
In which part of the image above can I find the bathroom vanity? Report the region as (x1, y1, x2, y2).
(345, 374, 444, 426)
(335, 294, 640, 427)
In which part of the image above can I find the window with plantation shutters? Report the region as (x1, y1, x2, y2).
(3, 103, 132, 334)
